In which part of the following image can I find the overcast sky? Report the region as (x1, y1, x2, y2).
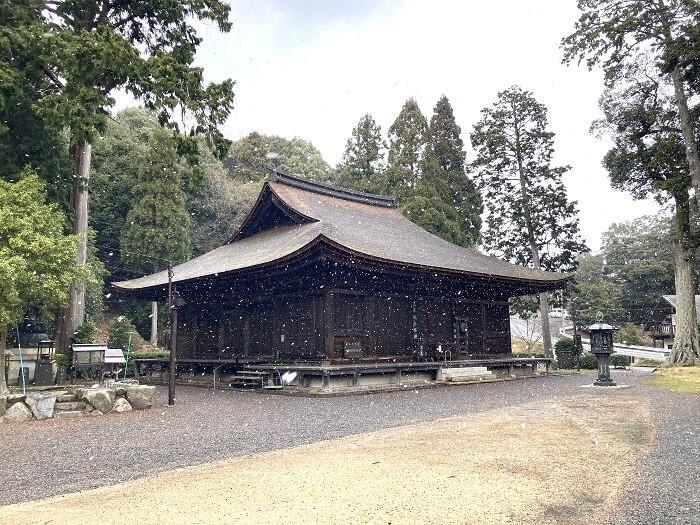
(138, 0, 664, 251)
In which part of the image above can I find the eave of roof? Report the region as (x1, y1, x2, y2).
(113, 171, 573, 294)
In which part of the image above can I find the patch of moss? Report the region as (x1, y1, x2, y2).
(647, 366, 700, 394)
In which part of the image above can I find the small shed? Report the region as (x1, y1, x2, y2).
(72, 344, 126, 377)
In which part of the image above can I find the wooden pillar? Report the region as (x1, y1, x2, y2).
(168, 300, 180, 406)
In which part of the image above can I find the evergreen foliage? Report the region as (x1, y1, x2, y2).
(470, 86, 587, 273)
(120, 129, 191, 274)
(336, 114, 386, 193)
(592, 58, 700, 364)
(187, 144, 262, 255)
(91, 108, 161, 271)
(422, 95, 482, 246)
(226, 132, 332, 182)
(386, 98, 429, 197)
(108, 317, 137, 352)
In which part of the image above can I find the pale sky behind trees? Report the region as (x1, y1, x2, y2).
(117, 0, 660, 251)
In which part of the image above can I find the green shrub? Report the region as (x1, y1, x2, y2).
(613, 323, 646, 346)
(555, 338, 576, 353)
(54, 353, 70, 367)
(73, 320, 97, 344)
(133, 350, 170, 359)
(108, 317, 137, 351)
(515, 352, 546, 359)
(610, 353, 631, 367)
(577, 352, 598, 369)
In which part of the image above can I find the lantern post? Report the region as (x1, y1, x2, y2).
(588, 312, 617, 387)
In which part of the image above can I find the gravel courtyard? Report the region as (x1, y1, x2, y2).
(0, 370, 697, 524)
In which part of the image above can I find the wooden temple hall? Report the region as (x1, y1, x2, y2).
(114, 171, 571, 390)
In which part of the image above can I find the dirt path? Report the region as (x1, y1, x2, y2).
(0, 392, 652, 525)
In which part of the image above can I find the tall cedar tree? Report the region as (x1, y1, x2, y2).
(386, 98, 429, 197)
(424, 95, 482, 246)
(336, 114, 386, 193)
(120, 130, 191, 346)
(2, 1, 235, 351)
(470, 86, 587, 358)
(594, 59, 700, 364)
(0, 173, 77, 393)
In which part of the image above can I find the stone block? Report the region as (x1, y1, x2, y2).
(6, 393, 26, 404)
(111, 397, 133, 414)
(0, 396, 6, 417)
(81, 388, 116, 413)
(56, 393, 77, 403)
(4, 402, 33, 422)
(54, 401, 87, 411)
(126, 385, 156, 410)
(25, 392, 56, 420)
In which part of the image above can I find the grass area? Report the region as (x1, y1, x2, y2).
(647, 366, 700, 394)
(511, 336, 544, 355)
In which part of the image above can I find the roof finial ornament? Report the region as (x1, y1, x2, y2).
(596, 311, 604, 323)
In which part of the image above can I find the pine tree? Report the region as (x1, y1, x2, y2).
(470, 86, 588, 358)
(120, 129, 191, 346)
(386, 98, 429, 198)
(336, 114, 386, 193)
(424, 95, 482, 246)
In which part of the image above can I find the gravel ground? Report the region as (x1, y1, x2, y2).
(0, 373, 589, 505)
(0, 368, 697, 524)
(605, 374, 700, 525)
(1, 393, 652, 525)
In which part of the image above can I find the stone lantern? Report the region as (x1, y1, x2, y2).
(588, 312, 617, 387)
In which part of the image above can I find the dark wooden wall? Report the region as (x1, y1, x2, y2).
(175, 253, 514, 362)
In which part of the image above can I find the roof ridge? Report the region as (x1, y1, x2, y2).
(268, 169, 397, 208)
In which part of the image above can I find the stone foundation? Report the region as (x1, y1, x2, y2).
(0, 381, 156, 424)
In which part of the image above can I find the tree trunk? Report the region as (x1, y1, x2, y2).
(538, 293, 552, 358)
(57, 142, 92, 352)
(669, 241, 700, 364)
(669, 194, 700, 365)
(150, 301, 158, 346)
(0, 327, 8, 395)
(670, 67, 700, 212)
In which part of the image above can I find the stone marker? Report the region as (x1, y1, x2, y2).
(126, 385, 156, 410)
(25, 392, 56, 420)
(81, 388, 116, 413)
(4, 402, 33, 422)
(111, 397, 133, 414)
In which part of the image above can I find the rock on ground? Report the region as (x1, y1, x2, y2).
(126, 385, 156, 409)
(25, 393, 56, 420)
(111, 398, 133, 414)
(81, 388, 115, 413)
(4, 402, 33, 422)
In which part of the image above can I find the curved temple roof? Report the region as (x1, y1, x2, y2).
(113, 171, 572, 294)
